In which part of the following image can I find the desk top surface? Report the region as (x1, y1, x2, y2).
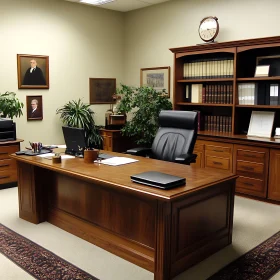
(10, 151, 237, 201)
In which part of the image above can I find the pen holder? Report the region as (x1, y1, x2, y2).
(84, 149, 98, 163)
(52, 153, 61, 164)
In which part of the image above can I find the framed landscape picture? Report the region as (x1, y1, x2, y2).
(140, 66, 170, 97)
(17, 54, 49, 89)
(26, 95, 43, 120)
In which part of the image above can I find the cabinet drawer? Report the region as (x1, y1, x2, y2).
(236, 176, 266, 198)
(205, 156, 231, 170)
(205, 144, 232, 155)
(236, 160, 264, 179)
(236, 149, 265, 163)
(0, 158, 16, 170)
(0, 145, 18, 159)
(0, 169, 17, 184)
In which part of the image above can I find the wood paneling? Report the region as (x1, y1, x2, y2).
(268, 149, 280, 201)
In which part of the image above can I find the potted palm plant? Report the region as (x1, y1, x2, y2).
(56, 99, 102, 149)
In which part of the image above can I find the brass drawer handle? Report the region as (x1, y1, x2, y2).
(213, 149, 224, 153)
(243, 166, 254, 171)
(0, 164, 9, 168)
(0, 175, 10, 179)
(243, 182, 253, 186)
(213, 161, 223, 165)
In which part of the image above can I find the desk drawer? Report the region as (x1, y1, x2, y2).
(0, 145, 18, 159)
(236, 176, 266, 198)
(236, 160, 264, 179)
(205, 156, 231, 170)
(0, 158, 16, 170)
(0, 169, 17, 184)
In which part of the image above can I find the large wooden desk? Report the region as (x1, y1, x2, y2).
(11, 152, 237, 280)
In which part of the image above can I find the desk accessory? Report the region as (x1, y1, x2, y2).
(198, 16, 219, 43)
(52, 153, 61, 163)
(84, 149, 98, 163)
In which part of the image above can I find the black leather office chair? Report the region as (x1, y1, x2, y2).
(126, 110, 198, 165)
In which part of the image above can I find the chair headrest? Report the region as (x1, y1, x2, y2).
(159, 110, 198, 130)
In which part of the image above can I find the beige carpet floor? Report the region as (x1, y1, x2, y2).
(0, 187, 279, 280)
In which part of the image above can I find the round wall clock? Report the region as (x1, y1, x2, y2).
(198, 16, 219, 43)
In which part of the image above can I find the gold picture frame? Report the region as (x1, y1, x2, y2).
(17, 54, 49, 89)
(140, 66, 170, 97)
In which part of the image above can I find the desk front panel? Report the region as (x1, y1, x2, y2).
(48, 172, 156, 248)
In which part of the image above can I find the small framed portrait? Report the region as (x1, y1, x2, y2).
(26, 95, 43, 120)
(17, 54, 49, 89)
(140, 66, 170, 97)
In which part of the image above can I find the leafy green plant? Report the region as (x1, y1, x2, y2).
(56, 99, 102, 148)
(117, 84, 172, 146)
(0, 91, 24, 119)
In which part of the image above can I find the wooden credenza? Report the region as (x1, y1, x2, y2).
(0, 139, 22, 188)
(191, 136, 280, 203)
(100, 128, 134, 152)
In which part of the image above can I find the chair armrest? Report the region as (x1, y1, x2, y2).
(175, 153, 197, 165)
(126, 147, 152, 157)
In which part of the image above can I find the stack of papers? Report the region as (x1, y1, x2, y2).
(98, 157, 138, 166)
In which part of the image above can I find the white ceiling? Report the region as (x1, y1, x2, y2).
(65, 0, 172, 12)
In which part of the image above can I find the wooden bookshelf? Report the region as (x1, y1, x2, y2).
(170, 36, 280, 203)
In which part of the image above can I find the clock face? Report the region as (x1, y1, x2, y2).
(199, 17, 219, 42)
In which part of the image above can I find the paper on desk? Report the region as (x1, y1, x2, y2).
(36, 153, 75, 159)
(99, 157, 138, 166)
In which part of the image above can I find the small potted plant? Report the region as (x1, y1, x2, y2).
(0, 91, 24, 119)
(56, 98, 103, 149)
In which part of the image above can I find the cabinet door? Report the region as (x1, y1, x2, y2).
(234, 145, 269, 198)
(268, 149, 280, 201)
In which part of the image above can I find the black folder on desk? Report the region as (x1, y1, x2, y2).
(131, 171, 186, 189)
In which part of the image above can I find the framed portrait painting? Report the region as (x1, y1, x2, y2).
(89, 78, 116, 104)
(140, 66, 170, 97)
(17, 54, 49, 89)
(26, 95, 43, 120)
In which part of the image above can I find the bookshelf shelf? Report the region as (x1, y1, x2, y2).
(236, 105, 280, 109)
(178, 78, 234, 83)
(177, 102, 233, 107)
(237, 76, 280, 81)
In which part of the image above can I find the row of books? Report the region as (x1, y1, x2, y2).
(195, 111, 232, 133)
(183, 58, 234, 79)
(186, 84, 233, 104)
(238, 83, 280, 105)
